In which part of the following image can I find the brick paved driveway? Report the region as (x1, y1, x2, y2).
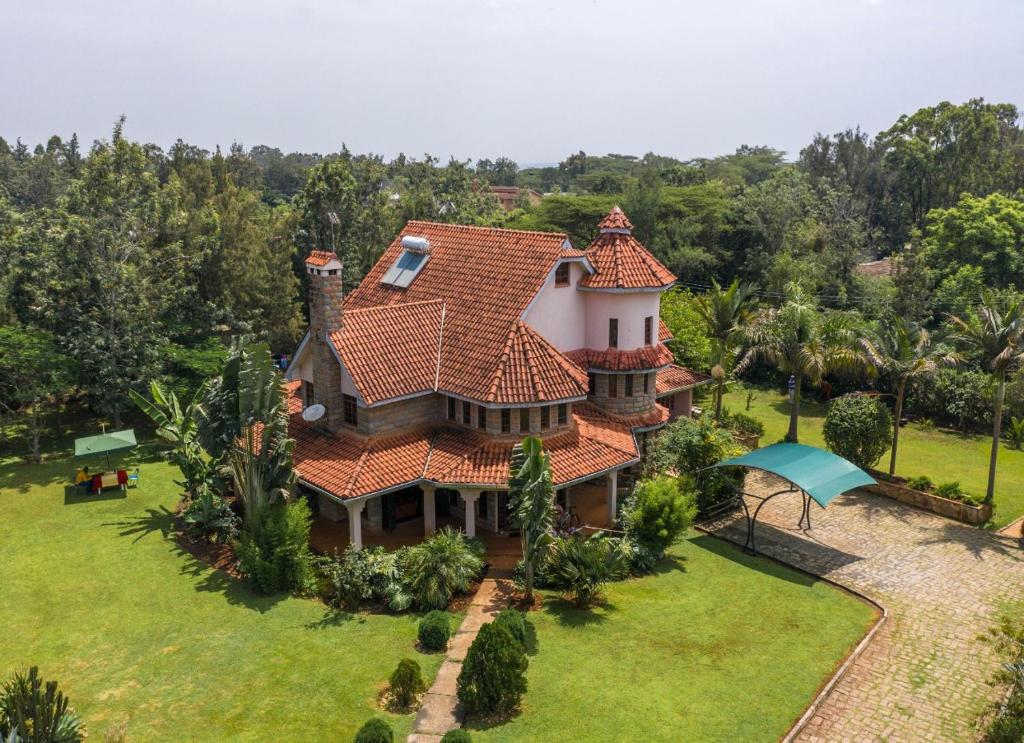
(706, 472, 1024, 742)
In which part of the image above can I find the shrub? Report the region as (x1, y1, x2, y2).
(822, 394, 892, 470)
(316, 546, 411, 611)
(440, 731, 473, 743)
(645, 416, 743, 518)
(457, 622, 527, 718)
(621, 475, 697, 559)
(544, 534, 628, 606)
(1007, 417, 1024, 450)
(354, 717, 393, 743)
(905, 475, 933, 492)
(725, 411, 765, 437)
(493, 609, 527, 649)
(401, 528, 484, 610)
(418, 610, 452, 652)
(934, 481, 977, 504)
(388, 658, 426, 710)
(0, 666, 84, 743)
(905, 368, 992, 432)
(236, 499, 316, 595)
(182, 489, 239, 544)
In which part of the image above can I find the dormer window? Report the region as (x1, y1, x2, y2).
(554, 263, 570, 287)
(609, 319, 618, 349)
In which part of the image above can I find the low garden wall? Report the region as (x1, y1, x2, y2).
(865, 473, 992, 525)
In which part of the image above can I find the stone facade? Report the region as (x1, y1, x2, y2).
(355, 394, 439, 437)
(589, 371, 657, 416)
(307, 261, 346, 432)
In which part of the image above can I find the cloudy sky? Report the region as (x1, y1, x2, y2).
(3, 0, 1022, 163)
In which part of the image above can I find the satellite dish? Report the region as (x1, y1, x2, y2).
(302, 404, 326, 422)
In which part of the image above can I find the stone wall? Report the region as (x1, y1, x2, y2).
(357, 394, 439, 436)
(589, 372, 657, 416)
(865, 476, 992, 525)
(308, 264, 346, 433)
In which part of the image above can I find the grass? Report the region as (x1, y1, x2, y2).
(0, 444, 446, 741)
(721, 384, 1024, 528)
(470, 536, 877, 742)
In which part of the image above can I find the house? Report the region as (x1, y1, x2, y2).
(489, 185, 542, 211)
(285, 206, 710, 549)
(854, 256, 895, 278)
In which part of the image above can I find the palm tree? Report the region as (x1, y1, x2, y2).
(947, 291, 1024, 503)
(737, 284, 872, 443)
(695, 279, 756, 421)
(866, 316, 957, 476)
(508, 436, 555, 604)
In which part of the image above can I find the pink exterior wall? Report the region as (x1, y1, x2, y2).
(584, 291, 661, 351)
(662, 388, 693, 420)
(522, 262, 587, 351)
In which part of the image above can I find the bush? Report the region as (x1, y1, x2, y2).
(621, 475, 697, 559)
(354, 717, 393, 743)
(1007, 417, 1024, 450)
(440, 731, 473, 743)
(724, 411, 765, 437)
(544, 534, 628, 606)
(236, 499, 316, 595)
(905, 368, 992, 432)
(905, 475, 933, 492)
(822, 394, 892, 470)
(0, 666, 84, 743)
(182, 489, 239, 544)
(934, 481, 977, 504)
(457, 622, 528, 718)
(645, 416, 744, 518)
(387, 658, 426, 710)
(494, 609, 527, 649)
(316, 546, 411, 611)
(401, 528, 484, 610)
(418, 610, 452, 652)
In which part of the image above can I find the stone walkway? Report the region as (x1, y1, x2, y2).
(705, 472, 1024, 742)
(408, 578, 515, 742)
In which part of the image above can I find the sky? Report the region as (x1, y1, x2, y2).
(2, 0, 1023, 164)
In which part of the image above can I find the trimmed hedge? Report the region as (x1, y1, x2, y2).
(440, 731, 472, 743)
(457, 622, 528, 718)
(418, 610, 452, 652)
(494, 609, 526, 649)
(354, 717, 393, 743)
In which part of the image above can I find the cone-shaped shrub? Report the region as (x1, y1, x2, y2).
(354, 717, 393, 743)
(456, 622, 527, 718)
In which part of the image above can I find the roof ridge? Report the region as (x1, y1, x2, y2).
(519, 322, 543, 400)
(403, 220, 569, 241)
(433, 303, 446, 391)
(342, 298, 446, 316)
(486, 319, 521, 400)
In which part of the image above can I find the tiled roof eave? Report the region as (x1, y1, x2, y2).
(576, 283, 675, 293)
(656, 378, 714, 395)
(441, 390, 589, 409)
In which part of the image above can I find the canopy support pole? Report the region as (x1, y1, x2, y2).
(741, 487, 801, 554)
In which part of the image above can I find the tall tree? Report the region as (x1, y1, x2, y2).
(866, 316, 955, 475)
(507, 436, 555, 604)
(738, 285, 873, 442)
(947, 292, 1024, 503)
(695, 279, 756, 421)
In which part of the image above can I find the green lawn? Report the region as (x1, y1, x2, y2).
(0, 446, 445, 741)
(471, 536, 877, 742)
(721, 385, 1024, 528)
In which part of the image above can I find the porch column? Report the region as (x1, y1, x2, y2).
(606, 469, 618, 524)
(422, 484, 437, 536)
(460, 490, 481, 538)
(346, 500, 366, 550)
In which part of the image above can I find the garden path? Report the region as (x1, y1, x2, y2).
(408, 578, 515, 743)
(706, 471, 1024, 742)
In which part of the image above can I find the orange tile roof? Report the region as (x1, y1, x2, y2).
(305, 250, 338, 267)
(597, 205, 634, 231)
(329, 300, 445, 405)
(658, 319, 673, 342)
(345, 222, 585, 404)
(579, 231, 677, 291)
(566, 343, 674, 372)
(286, 383, 640, 499)
(656, 364, 712, 395)
(488, 321, 589, 404)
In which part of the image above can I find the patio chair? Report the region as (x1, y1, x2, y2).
(127, 468, 140, 488)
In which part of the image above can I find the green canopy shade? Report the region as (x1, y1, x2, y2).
(74, 429, 137, 459)
(714, 443, 875, 508)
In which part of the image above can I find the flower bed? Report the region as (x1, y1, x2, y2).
(866, 471, 991, 525)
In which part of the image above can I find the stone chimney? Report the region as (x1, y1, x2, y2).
(305, 250, 345, 432)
